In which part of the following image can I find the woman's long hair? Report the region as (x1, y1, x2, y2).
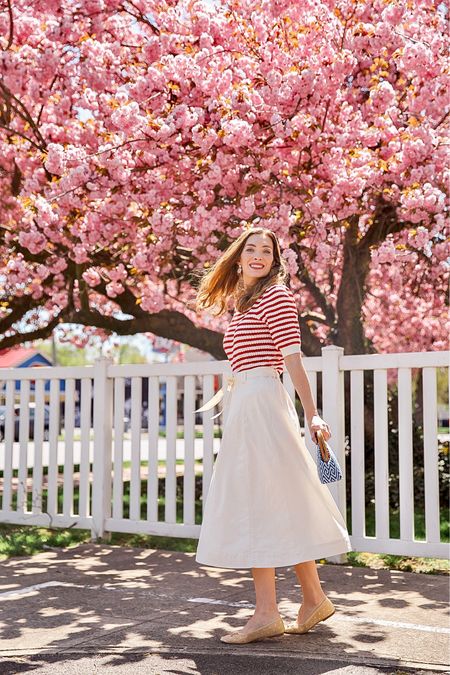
(194, 228, 289, 317)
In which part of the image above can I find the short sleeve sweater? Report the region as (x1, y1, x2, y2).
(223, 283, 302, 374)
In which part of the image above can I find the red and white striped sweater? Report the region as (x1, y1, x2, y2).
(223, 283, 302, 374)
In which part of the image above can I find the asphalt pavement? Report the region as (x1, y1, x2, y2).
(0, 543, 448, 674)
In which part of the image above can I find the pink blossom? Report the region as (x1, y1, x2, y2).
(108, 263, 127, 283)
(18, 230, 47, 254)
(111, 101, 145, 133)
(369, 81, 396, 114)
(106, 281, 124, 297)
(45, 143, 66, 175)
(0, 0, 446, 355)
(221, 119, 254, 147)
(82, 269, 101, 287)
(281, 248, 299, 276)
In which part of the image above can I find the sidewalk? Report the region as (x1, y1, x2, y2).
(0, 543, 448, 674)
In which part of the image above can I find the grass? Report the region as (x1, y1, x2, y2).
(56, 428, 224, 442)
(0, 522, 448, 575)
(122, 459, 203, 469)
(3, 463, 449, 539)
(1, 459, 448, 575)
(360, 502, 450, 541)
(0, 470, 448, 575)
(345, 549, 449, 575)
(0, 524, 90, 558)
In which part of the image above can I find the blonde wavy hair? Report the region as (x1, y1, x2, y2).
(194, 228, 289, 317)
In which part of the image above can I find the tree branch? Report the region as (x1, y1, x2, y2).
(0, 313, 63, 351)
(357, 197, 401, 250)
(3, 0, 14, 51)
(0, 295, 41, 333)
(62, 307, 228, 359)
(290, 241, 336, 325)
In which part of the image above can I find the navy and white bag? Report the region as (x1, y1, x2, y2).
(315, 429, 343, 484)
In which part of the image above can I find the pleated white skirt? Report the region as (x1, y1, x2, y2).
(195, 365, 353, 569)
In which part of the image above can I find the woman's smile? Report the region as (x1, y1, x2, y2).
(239, 233, 275, 285)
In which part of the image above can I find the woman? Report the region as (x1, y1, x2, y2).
(194, 227, 352, 644)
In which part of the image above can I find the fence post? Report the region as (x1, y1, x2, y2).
(321, 345, 348, 564)
(91, 357, 113, 541)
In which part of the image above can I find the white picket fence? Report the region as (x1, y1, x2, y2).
(0, 346, 448, 560)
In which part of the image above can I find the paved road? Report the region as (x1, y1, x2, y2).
(0, 544, 448, 674)
(3, 432, 449, 472)
(1, 436, 223, 472)
(0, 654, 443, 674)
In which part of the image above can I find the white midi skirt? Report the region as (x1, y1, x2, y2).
(195, 366, 353, 569)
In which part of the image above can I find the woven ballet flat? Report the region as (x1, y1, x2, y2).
(220, 616, 285, 644)
(284, 597, 335, 634)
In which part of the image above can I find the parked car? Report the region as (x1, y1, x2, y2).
(124, 399, 147, 432)
(0, 404, 52, 442)
(73, 405, 130, 431)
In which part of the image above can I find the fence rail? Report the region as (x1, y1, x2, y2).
(0, 347, 448, 560)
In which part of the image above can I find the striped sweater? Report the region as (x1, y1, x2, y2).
(223, 283, 302, 374)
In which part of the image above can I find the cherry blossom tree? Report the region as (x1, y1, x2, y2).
(0, 0, 448, 358)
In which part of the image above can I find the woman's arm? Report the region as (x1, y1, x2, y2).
(283, 352, 331, 444)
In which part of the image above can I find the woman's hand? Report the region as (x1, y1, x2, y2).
(308, 414, 331, 444)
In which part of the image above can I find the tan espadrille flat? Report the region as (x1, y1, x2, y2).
(220, 616, 285, 644)
(284, 597, 335, 634)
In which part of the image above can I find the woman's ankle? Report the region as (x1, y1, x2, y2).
(254, 606, 280, 619)
(300, 590, 327, 607)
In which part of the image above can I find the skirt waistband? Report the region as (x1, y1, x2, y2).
(194, 366, 281, 420)
(231, 366, 280, 381)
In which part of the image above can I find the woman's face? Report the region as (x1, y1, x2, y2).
(239, 233, 275, 288)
